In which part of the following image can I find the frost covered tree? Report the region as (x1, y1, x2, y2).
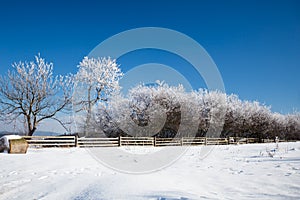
(94, 83, 183, 137)
(0, 55, 73, 136)
(200, 90, 227, 137)
(73, 56, 123, 136)
(98, 83, 226, 138)
(95, 82, 299, 139)
(99, 83, 177, 138)
(285, 113, 300, 140)
(223, 94, 244, 136)
(126, 82, 183, 137)
(243, 101, 272, 140)
(268, 113, 286, 139)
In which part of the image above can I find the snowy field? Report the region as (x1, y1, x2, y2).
(1, 142, 300, 200)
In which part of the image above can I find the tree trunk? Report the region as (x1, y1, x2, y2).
(85, 86, 93, 137)
(28, 127, 36, 136)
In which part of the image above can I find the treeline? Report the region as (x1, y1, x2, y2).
(85, 83, 300, 140)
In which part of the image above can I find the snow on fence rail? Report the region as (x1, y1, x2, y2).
(155, 138, 182, 146)
(206, 138, 228, 145)
(21, 136, 279, 148)
(120, 137, 154, 146)
(22, 136, 76, 148)
(77, 137, 119, 147)
(182, 137, 206, 145)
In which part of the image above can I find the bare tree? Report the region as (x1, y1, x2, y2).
(0, 55, 73, 136)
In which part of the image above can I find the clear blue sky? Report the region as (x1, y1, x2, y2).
(0, 0, 299, 114)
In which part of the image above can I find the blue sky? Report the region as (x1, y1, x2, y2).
(0, 0, 299, 114)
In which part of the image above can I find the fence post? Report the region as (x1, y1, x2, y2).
(75, 135, 78, 147)
(118, 136, 122, 146)
(153, 136, 156, 147)
(205, 137, 207, 145)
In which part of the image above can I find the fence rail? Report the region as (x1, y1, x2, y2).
(21, 136, 282, 148)
(77, 137, 119, 147)
(182, 137, 206, 145)
(120, 137, 154, 146)
(155, 138, 181, 146)
(22, 136, 76, 148)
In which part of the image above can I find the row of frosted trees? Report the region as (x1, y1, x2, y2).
(92, 83, 300, 140)
(0, 55, 299, 139)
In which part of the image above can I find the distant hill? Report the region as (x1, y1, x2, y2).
(0, 131, 61, 138)
(33, 131, 61, 136)
(0, 131, 18, 138)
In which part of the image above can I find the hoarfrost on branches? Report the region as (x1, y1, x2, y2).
(95, 82, 300, 139)
(0, 55, 73, 136)
(73, 56, 123, 136)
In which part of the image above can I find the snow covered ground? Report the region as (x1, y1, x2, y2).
(0, 142, 300, 200)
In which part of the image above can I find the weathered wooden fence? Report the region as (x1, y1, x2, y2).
(22, 136, 281, 148)
(77, 137, 119, 147)
(22, 136, 76, 148)
(120, 137, 154, 146)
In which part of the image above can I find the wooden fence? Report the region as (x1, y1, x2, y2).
(21, 136, 281, 148)
(120, 137, 154, 146)
(77, 137, 119, 147)
(22, 136, 76, 148)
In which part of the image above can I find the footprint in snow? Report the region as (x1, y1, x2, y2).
(285, 172, 292, 176)
(49, 170, 57, 174)
(3, 179, 31, 187)
(8, 171, 18, 175)
(95, 172, 102, 176)
(38, 176, 48, 180)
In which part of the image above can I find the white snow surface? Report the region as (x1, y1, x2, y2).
(0, 142, 300, 200)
